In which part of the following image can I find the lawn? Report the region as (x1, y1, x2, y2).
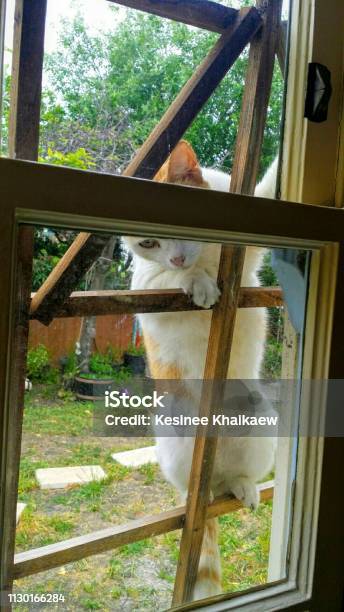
(14, 385, 272, 611)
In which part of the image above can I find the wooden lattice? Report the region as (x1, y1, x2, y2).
(4, 0, 286, 606)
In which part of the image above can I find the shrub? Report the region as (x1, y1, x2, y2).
(79, 351, 130, 380)
(89, 353, 114, 378)
(27, 345, 59, 383)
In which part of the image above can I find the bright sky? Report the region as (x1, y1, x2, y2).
(4, 0, 290, 66)
(4, 0, 117, 64)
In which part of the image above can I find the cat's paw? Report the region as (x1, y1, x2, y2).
(182, 274, 220, 309)
(230, 477, 259, 510)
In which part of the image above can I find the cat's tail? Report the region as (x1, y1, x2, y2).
(193, 517, 222, 600)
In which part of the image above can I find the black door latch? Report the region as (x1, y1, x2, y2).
(304, 62, 332, 122)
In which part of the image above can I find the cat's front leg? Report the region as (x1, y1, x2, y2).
(181, 271, 220, 309)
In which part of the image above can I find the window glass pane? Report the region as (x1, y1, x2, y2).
(13, 220, 310, 609)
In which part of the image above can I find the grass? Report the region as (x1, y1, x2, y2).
(18, 457, 50, 495)
(14, 384, 273, 610)
(17, 446, 134, 519)
(262, 336, 283, 379)
(16, 505, 76, 549)
(24, 388, 94, 436)
(119, 538, 153, 556)
(138, 462, 159, 484)
(219, 502, 272, 592)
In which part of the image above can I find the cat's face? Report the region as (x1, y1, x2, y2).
(124, 236, 203, 270)
(124, 141, 208, 270)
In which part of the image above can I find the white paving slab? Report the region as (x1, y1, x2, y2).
(35, 465, 106, 490)
(112, 446, 157, 468)
(16, 502, 26, 524)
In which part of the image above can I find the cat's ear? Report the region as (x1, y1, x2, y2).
(167, 141, 203, 185)
(154, 159, 169, 182)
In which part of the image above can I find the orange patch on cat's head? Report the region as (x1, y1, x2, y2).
(154, 140, 209, 189)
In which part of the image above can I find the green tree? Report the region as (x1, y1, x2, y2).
(41, 9, 283, 176)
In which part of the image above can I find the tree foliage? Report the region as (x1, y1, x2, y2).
(40, 8, 284, 176)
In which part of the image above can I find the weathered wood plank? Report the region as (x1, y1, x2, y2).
(8, 0, 47, 160)
(2, 157, 343, 243)
(2, 228, 34, 596)
(30, 7, 262, 325)
(13, 482, 273, 580)
(172, 245, 246, 604)
(108, 0, 237, 34)
(230, 0, 282, 195)
(238, 286, 283, 308)
(29, 287, 283, 318)
(1, 0, 47, 598)
(29, 232, 111, 322)
(0, 210, 14, 602)
(173, 1, 282, 603)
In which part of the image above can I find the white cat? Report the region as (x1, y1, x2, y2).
(124, 141, 277, 600)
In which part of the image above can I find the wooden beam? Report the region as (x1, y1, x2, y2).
(230, 0, 282, 195)
(172, 245, 246, 604)
(108, 0, 238, 34)
(2, 157, 343, 243)
(172, 1, 282, 603)
(29, 232, 112, 322)
(29, 7, 262, 326)
(2, 228, 34, 598)
(13, 482, 273, 580)
(0, 211, 15, 604)
(8, 0, 47, 160)
(1, 0, 47, 599)
(238, 286, 283, 308)
(29, 286, 283, 319)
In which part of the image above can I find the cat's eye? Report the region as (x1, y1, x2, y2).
(138, 239, 160, 249)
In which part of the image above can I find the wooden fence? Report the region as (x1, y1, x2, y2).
(28, 314, 134, 363)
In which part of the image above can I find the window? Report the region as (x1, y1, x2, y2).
(0, 1, 343, 611)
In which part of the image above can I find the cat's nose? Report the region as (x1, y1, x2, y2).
(170, 255, 185, 267)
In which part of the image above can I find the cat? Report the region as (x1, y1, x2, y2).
(124, 141, 277, 600)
